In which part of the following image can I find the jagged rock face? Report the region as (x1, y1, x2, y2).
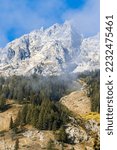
(73, 33, 100, 73)
(65, 118, 100, 146)
(65, 123, 88, 144)
(85, 119, 100, 134)
(0, 21, 99, 76)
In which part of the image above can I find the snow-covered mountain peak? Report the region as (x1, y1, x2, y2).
(0, 22, 99, 76)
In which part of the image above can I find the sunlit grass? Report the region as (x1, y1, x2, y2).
(81, 112, 100, 123)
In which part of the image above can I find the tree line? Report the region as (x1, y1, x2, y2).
(0, 74, 74, 111)
(78, 70, 100, 112)
(10, 100, 69, 133)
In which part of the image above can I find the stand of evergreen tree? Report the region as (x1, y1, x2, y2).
(0, 74, 74, 104)
(0, 74, 73, 131)
(79, 70, 100, 112)
(14, 100, 69, 131)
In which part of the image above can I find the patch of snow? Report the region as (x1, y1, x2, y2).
(0, 22, 99, 76)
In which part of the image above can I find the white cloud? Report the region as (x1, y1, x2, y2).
(0, 0, 65, 47)
(0, 0, 100, 47)
(62, 0, 100, 37)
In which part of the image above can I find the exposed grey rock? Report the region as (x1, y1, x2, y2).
(0, 22, 99, 76)
(65, 123, 88, 144)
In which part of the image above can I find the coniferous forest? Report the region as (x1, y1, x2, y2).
(0, 74, 73, 110)
(0, 71, 100, 137)
(79, 70, 100, 112)
(0, 74, 73, 134)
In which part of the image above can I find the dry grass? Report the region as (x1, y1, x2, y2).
(60, 90, 91, 116)
(0, 100, 22, 131)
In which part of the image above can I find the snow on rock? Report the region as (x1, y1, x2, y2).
(65, 123, 88, 144)
(73, 33, 100, 73)
(0, 21, 99, 76)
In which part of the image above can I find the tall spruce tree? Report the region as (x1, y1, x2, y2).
(9, 116, 14, 129)
(14, 139, 19, 150)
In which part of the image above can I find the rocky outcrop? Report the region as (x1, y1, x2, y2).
(64, 117, 100, 149)
(85, 119, 100, 133)
(65, 123, 88, 144)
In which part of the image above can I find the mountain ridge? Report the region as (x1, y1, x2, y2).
(0, 21, 99, 76)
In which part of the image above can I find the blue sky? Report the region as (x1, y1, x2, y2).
(0, 0, 100, 47)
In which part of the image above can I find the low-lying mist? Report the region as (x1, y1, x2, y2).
(0, 73, 81, 104)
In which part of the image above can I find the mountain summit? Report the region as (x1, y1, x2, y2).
(0, 22, 99, 76)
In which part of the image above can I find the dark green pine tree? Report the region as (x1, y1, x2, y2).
(14, 110, 21, 127)
(20, 104, 28, 125)
(42, 109, 49, 130)
(0, 95, 6, 111)
(56, 126, 67, 143)
(14, 138, 19, 150)
(52, 120, 57, 131)
(37, 111, 43, 129)
(26, 106, 32, 124)
(31, 107, 39, 127)
(9, 116, 14, 129)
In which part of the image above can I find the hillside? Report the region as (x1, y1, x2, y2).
(60, 90, 91, 116)
(0, 74, 100, 150)
(0, 100, 21, 131)
(0, 97, 99, 150)
(0, 21, 100, 150)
